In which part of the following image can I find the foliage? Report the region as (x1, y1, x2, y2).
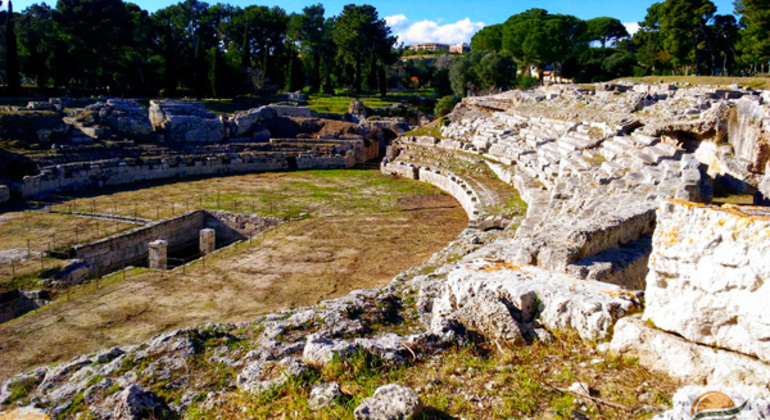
(449, 51, 518, 96)
(1, 0, 769, 99)
(434, 95, 459, 117)
(501, 9, 587, 80)
(735, 0, 770, 69)
(585, 17, 629, 48)
(470, 24, 502, 51)
(332, 4, 396, 95)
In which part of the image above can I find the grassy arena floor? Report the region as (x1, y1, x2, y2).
(0, 170, 467, 381)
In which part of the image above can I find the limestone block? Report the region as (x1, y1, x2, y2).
(148, 240, 167, 270)
(611, 316, 770, 396)
(354, 384, 422, 420)
(727, 97, 770, 171)
(149, 100, 224, 143)
(432, 263, 643, 341)
(643, 201, 770, 362)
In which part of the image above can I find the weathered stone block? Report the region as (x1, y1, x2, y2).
(199, 228, 215, 254)
(643, 201, 770, 362)
(148, 240, 167, 270)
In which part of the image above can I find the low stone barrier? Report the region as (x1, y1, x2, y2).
(381, 160, 479, 224)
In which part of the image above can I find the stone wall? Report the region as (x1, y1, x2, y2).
(203, 211, 282, 245)
(270, 106, 312, 119)
(296, 153, 355, 170)
(73, 211, 206, 276)
(0, 290, 49, 324)
(0, 186, 8, 204)
(643, 200, 770, 363)
(72, 210, 282, 276)
(16, 154, 308, 200)
(380, 160, 479, 224)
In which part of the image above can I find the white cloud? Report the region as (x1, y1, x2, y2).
(385, 14, 409, 28)
(623, 22, 640, 36)
(385, 15, 485, 46)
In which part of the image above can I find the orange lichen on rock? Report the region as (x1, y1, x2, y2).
(477, 257, 521, 272)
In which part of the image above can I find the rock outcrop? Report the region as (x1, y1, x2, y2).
(643, 201, 770, 363)
(65, 99, 153, 141)
(149, 100, 225, 143)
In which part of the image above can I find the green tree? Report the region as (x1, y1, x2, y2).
(635, 0, 717, 75)
(470, 24, 503, 51)
(222, 5, 289, 94)
(288, 4, 338, 94)
(449, 51, 481, 96)
(735, 0, 770, 72)
(332, 4, 395, 94)
(16, 4, 57, 87)
(502, 9, 587, 82)
(477, 51, 517, 90)
(54, 0, 137, 94)
(585, 17, 629, 47)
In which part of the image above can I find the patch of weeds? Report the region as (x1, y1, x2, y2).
(404, 125, 444, 138)
(551, 393, 576, 418)
(4, 375, 42, 405)
(62, 390, 87, 416)
(86, 374, 105, 387)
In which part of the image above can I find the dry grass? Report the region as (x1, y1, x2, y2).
(46, 170, 440, 220)
(188, 330, 678, 419)
(617, 75, 770, 90)
(0, 171, 467, 381)
(0, 212, 135, 253)
(0, 213, 136, 291)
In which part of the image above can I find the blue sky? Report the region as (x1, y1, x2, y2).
(8, 0, 739, 44)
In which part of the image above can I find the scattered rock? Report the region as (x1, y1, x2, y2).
(354, 384, 422, 420)
(113, 385, 174, 420)
(303, 333, 360, 367)
(237, 357, 308, 394)
(568, 382, 591, 397)
(308, 382, 343, 410)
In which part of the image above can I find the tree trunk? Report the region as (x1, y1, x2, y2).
(354, 59, 362, 94)
(310, 54, 321, 93)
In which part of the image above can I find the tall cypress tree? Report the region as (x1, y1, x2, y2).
(5, 0, 20, 95)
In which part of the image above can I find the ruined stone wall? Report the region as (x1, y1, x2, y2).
(15, 151, 361, 200)
(18, 154, 288, 199)
(296, 153, 355, 170)
(380, 161, 479, 223)
(380, 161, 418, 180)
(203, 211, 281, 245)
(643, 200, 770, 363)
(73, 211, 206, 276)
(418, 168, 479, 223)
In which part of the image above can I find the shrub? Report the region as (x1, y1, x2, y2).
(434, 95, 459, 117)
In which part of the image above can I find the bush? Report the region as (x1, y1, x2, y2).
(516, 76, 540, 88)
(434, 95, 459, 117)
